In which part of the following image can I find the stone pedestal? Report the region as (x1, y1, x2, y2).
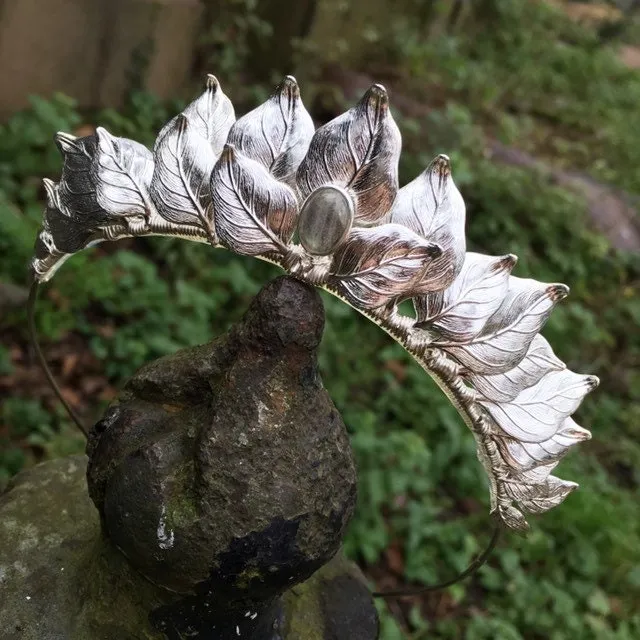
(0, 277, 379, 639)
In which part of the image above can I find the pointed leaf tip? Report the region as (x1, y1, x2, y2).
(549, 283, 570, 301)
(221, 142, 236, 160)
(367, 83, 388, 99)
(205, 74, 220, 90)
(499, 254, 518, 271)
(432, 153, 452, 178)
(54, 131, 79, 153)
(279, 75, 300, 96)
(42, 178, 57, 204)
(586, 375, 600, 391)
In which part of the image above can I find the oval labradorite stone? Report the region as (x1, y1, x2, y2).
(297, 186, 355, 256)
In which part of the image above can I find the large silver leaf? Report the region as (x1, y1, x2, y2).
(437, 276, 569, 375)
(94, 128, 154, 219)
(497, 417, 591, 471)
(503, 474, 578, 515)
(391, 155, 466, 292)
(480, 368, 599, 442)
(156, 75, 234, 157)
(328, 224, 442, 310)
(416, 252, 516, 341)
(469, 334, 565, 403)
(296, 84, 401, 226)
(226, 76, 314, 186)
(150, 115, 216, 235)
(211, 145, 298, 256)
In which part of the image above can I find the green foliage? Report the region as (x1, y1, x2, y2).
(0, 1, 639, 637)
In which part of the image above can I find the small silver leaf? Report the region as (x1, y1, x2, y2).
(439, 276, 569, 375)
(55, 132, 105, 220)
(416, 252, 516, 341)
(94, 128, 154, 218)
(496, 504, 530, 533)
(497, 417, 591, 471)
(211, 145, 298, 256)
(150, 115, 216, 235)
(469, 334, 565, 403)
(156, 75, 235, 157)
(227, 76, 314, 186)
(328, 224, 442, 310)
(480, 369, 599, 442)
(39, 180, 95, 255)
(391, 155, 466, 292)
(511, 475, 578, 515)
(513, 462, 558, 485)
(296, 84, 401, 226)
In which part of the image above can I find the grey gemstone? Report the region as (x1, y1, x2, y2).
(297, 186, 354, 255)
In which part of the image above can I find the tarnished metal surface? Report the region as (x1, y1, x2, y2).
(30, 74, 598, 533)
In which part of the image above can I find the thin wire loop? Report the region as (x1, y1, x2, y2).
(373, 525, 501, 598)
(27, 281, 88, 437)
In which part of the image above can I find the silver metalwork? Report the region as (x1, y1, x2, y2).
(30, 74, 598, 533)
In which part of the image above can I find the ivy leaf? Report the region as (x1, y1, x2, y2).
(391, 155, 467, 292)
(436, 276, 569, 375)
(328, 224, 442, 310)
(94, 128, 154, 219)
(416, 252, 516, 341)
(469, 334, 565, 403)
(503, 475, 578, 515)
(150, 115, 216, 235)
(211, 145, 298, 256)
(296, 84, 401, 226)
(54, 132, 104, 220)
(480, 369, 599, 442)
(156, 74, 234, 157)
(227, 76, 314, 186)
(496, 417, 592, 471)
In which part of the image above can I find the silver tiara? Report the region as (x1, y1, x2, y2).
(31, 75, 598, 533)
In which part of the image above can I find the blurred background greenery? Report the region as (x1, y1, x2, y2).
(1, 0, 639, 638)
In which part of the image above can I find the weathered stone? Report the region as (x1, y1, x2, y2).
(0, 276, 378, 638)
(0, 456, 377, 639)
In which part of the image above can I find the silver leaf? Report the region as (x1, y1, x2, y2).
(391, 155, 466, 292)
(497, 417, 591, 471)
(33, 179, 116, 282)
(416, 252, 516, 341)
(438, 276, 569, 375)
(150, 115, 216, 236)
(480, 368, 599, 442)
(504, 475, 578, 515)
(156, 75, 235, 157)
(211, 145, 298, 256)
(55, 132, 105, 220)
(469, 334, 565, 403)
(513, 462, 558, 484)
(226, 76, 314, 186)
(94, 128, 154, 219)
(296, 84, 401, 226)
(38, 179, 95, 255)
(328, 224, 442, 310)
(496, 504, 530, 533)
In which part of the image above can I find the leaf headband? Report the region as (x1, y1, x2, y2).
(27, 75, 598, 589)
